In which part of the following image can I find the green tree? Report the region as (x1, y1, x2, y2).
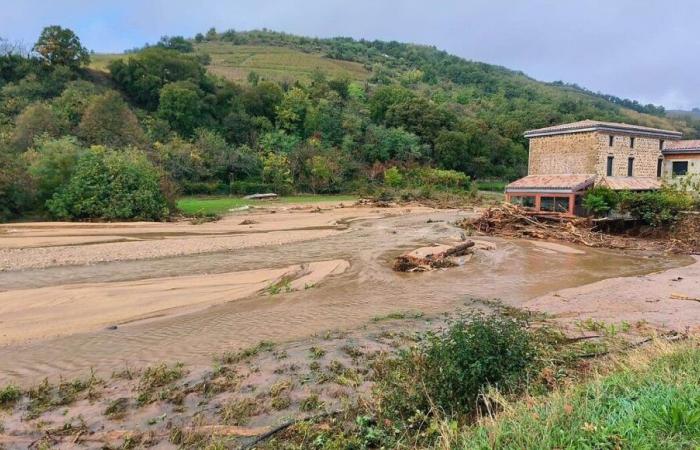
(109, 47, 206, 110)
(78, 91, 145, 148)
(47, 147, 168, 220)
(158, 81, 204, 136)
(156, 36, 193, 53)
(262, 152, 293, 194)
(11, 102, 65, 150)
(0, 147, 33, 221)
(276, 87, 310, 135)
(51, 80, 101, 129)
(26, 136, 84, 204)
(33, 26, 89, 68)
(362, 125, 425, 162)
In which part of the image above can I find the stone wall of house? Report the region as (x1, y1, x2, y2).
(528, 132, 599, 175)
(594, 133, 664, 178)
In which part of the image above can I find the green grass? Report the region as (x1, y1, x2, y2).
(476, 180, 507, 192)
(456, 342, 700, 449)
(176, 194, 357, 216)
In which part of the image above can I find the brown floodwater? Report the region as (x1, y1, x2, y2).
(0, 210, 689, 383)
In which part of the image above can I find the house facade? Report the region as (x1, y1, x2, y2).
(662, 140, 700, 181)
(506, 120, 686, 215)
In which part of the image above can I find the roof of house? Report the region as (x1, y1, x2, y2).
(506, 174, 596, 193)
(524, 120, 682, 139)
(662, 139, 700, 155)
(599, 177, 662, 191)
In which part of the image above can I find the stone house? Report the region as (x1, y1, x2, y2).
(505, 120, 684, 215)
(662, 140, 700, 183)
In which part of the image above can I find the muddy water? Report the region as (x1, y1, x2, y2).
(0, 210, 689, 383)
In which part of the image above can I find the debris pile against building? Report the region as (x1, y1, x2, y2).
(459, 204, 697, 254)
(393, 241, 475, 272)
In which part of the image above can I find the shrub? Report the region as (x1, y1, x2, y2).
(373, 315, 540, 424)
(415, 167, 469, 190)
(383, 166, 403, 188)
(583, 186, 620, 216)
(47, 147, 169, 220)
(619, 188, 694, 227)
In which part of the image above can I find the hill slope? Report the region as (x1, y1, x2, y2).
(90, 30, 698, 139)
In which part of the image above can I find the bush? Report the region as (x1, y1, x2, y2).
(415, 167, 469, 190)
(373, 315, 540, 424)
(583, 186, 620, 216)
(383, 166, 403, 187)
(47, 147, 169, 220)
(619, 188, 694, 227)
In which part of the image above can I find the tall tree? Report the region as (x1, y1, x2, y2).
(33, 26, 89, 69)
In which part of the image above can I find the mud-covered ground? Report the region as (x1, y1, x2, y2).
(0, 201, 696, 448)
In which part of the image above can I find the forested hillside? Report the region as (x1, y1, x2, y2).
(2, 27, 699, 221)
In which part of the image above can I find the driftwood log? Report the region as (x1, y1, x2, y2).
(393, 241, 475, 272)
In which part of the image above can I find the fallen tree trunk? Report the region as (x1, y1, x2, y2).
(393, 241, 475, 272)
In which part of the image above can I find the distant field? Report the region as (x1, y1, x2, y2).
(89, 43, 370, 83)
(198, 42, 370, 83)
(177, 194, 358, 216)
(89, 53, 123, 71)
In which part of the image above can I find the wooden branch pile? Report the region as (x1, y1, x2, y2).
(393, 241, 475, 272)
(459, 204, 621, 248)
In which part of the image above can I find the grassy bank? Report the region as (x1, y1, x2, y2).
(453, 340, 700, 449)
(176, 194, 358, 216)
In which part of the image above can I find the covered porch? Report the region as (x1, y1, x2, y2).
(505, 174, 596, 216)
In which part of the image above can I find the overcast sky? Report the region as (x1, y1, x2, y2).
(2, 0, 698, 109)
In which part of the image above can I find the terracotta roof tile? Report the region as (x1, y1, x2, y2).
(599, 177, 661, 191)
(663, 140, 700, 154)
(524, 120, 682, 138)
(506, 174, 596, 192)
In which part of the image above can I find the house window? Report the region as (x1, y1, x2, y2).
(630, 137, 635, 148)
(609, 135, 614, 146)
(672, 161, 689, 176)
(657, 159, 663, 178)
(627, 157, 634, 176)
(510, 196, 535, 208)
(659, 140, 665, 150)
(541, 197, 570, 213)
(606, 156, 614, 176)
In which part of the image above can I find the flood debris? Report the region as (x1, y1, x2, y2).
(459, 203, 696, 253)
(393, 241, 475, 272)
(244, 193, 278, 200)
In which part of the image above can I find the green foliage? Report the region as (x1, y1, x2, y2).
(78, 90, 145, 147)
(156, 35, 194, 53)
(619, 188, 694, 227)
(158, 81, 205, 136)
(109, 47, 206, 110)
(583, 186, 621, 216)
(374, 315, 540, 422)
(458, 344, 700, 449)
(362, 125, 426, 162)
(383, 166, 403, 187)
(33, 26, 89, 69)
(0, 148, 33, 221)
(47, 147, 169, 220)
(26, 135, 84, 203)
(262, 152, 293, 194)
(0, 384, 21, 408)
(11, 102, 65, 150)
